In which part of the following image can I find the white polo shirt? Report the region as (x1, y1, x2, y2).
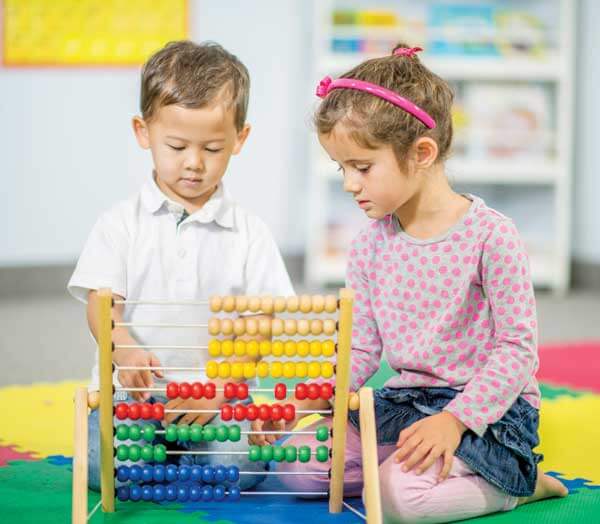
(68, 176, 294, 388)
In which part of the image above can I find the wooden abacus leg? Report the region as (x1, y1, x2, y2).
(359, 387, 382, 524)
(72, 387, 89, 524)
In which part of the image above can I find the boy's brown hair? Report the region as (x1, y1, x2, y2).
(140, 40, 250, 131)
(315, 43, 454, 167)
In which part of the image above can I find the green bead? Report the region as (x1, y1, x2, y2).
(142, 424, 155, 442)
(260, 445, 273, 462)
(203, 424, 216, 442)
(128, 444, 141, 461)
(228, 424, 241, 442)
(316, 445, 329, 463)
(298, 445, 311, 463)
(316, 425, 329, 442)
(216, 425, 229, 442)
(153, 444, 167, 463)
(165, 424, 178, 442)
(272, 446, 285, 462)
(248, 445, 261, 462)
(141, 444, 154, 461)
(284, 445, 297, 463)
(177, 425, 190, 442)
(190, 424, 203, 442)
(116, 444, 129, 461)
(115, 424, 129, 441)
(128, 424, 141, 441)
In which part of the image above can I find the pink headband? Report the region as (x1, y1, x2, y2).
(315, 48, 436, 129)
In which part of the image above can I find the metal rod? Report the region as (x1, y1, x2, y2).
(114, 322, 209, 328)
(241, 491, 328, 496)
(115, 366, 206, 371)
(114, 344, 209, 350)
(342, 501, 367, 520)
(114, 300, 209, 306)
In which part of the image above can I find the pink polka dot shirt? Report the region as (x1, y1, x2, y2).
(347, 195, 540, 437)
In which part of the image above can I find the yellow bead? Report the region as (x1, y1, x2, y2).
(218, 362, 231, 379)
(297, 340, 310, 357)
(206, 361, 218, 379)
(283, 361, 296, 378)
(310, 341, 322, 357)
(284, 340, 297, 357)
(209, 296, 222, 313)
(257, 361, 269, 378)
(312, 295, 325, 314)
(208, 339, 221, 357)
(284, 319, 297, 336)
(246, 340, 259, 358)
(221, 319, 234, 336)
(271, 318, 284, 337)
(271, 361, 283, 378)
(234, 318, 246, 336)
(208, 317, 221, 336)
(258, 318, 272, 337)
(246, 318, 258, 336)
(231, 362, 244, 379)
(308, 361, 321, 378)
(248, 296, 261, 313)
(243, 362, 256, 379)
(273, 296, 286, 313)
(234, 340, 246, 357)
(299, 294, 312, 313)
(286, 296, 299, 313)
(321, 362, 334, 378)
(323, 319, 337, 336)
(310, 319, 323, 336)
(221, 340, 234, 357)
(295, 361, 308, 378)
(223, 296, 236, 313)
(324, 295, 337, 313)
(272, 340, 284, 357)
(348, 392, 360, 411)
(297, 319, 310, 336)
(322, 340, 335, 357)
(260, 296, 274, 314)
(259, 340, 272, 357)
(235, 295, 248, 313)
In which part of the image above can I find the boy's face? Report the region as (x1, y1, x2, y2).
(133, 98, 250, 211)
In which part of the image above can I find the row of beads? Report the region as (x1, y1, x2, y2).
(205, 360, 335, 380)
(115, 402, 164, 421)
(220, 403, 296, 422)
(116, 464, 239, 484)
(248, 444, 329, 463)
(208, 317, 337, 337)
(210, 295, 337, 314)
(165, 381, 243, 400)
(208, 339, 336, 358)
(115, 443, 167, 462)
(116, 483, 239, 503)
(115, 423, 157, 442)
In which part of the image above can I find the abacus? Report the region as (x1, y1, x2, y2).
(72, 288, 382, 523)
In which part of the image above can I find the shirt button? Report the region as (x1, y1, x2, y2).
(178, 248, 187, 258)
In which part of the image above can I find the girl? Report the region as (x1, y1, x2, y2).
(251, 45, 567, 523)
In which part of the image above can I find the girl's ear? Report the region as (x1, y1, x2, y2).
(413, 137, 439, 170)
(132, 116, 150, 149)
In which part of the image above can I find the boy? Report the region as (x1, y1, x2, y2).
(68, 41, 294, 491)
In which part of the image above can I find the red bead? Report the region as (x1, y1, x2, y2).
(258, 404, 271, 421)
(236, 383, 249, 400)
(152, 403, 165, 420)
(274, 383, 287, 400)
(204, 382, 216, 399)
(115, 403, 129, 420)
(128, 403, 141, 420)
(179, 382, 192, 399)
(307, 383, 320, 400)
(320, 383, 334, 400)
(140, 403, 153, 420)
(224, 382, 236, 400)
(283, 403, 295, 422)
(295, 383, 308, 400)
(246, 404, 259, 421)
(191, 382, 204, 399)
(271, 404, 283, 421)
(166, 382, 179, 399)
(234, 404, 247, 421)
(221, 404, 233, 421)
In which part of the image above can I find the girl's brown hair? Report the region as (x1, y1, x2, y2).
(315, 43, 454, 167)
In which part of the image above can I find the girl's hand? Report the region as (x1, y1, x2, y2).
(163, 397, 220, 426)
(248, 418, 290, 446)
(394, 411, 468, 481)
(114, 348, 163, 401)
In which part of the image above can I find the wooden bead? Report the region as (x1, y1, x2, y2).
(208, 339, 221, 357)
(235, 296, 248, 312)
(322, 340, 335, 357)
(271, 361, 283, 378)
(248, 296, 261, 313)
(310, 341, 322, 357)
(283, 362, 296, 378)
(271, 341, 284, 357)
(208, 318, 221, 336)
(231, 362, 244, 379)
(321, 362, 334, 378)
(299, 295, 312, 314)
(323, 319, 337, 336)
(209, 296, 222, 313)
(310, 319, 323, 336)
(246, 340, 259, 358)
(234, 340, 246, 356)
(297, 340, 309, 357)
(233, 318, 246, 336)
(243, 362, 256, 379)
(260, 296, 274, 314)
(258, 318, 272, 337)
(259, 340, 272, 356)
(324, 295, 337, 313)
(286, 296, 299, 313)
(222, 296, 236, 313)
(271, 318, 284, 337)
(87, 391, 100, 410)
(273, 296, 286, 313)
(297, 319, 310, 336)
(218, 362, 231, 379)
(284, 319, 297, 336)
(246, 318, 258, 336)
(221, 319, 234, 336)
(257, 361, 270, 378)
(284, 341, 297, 357)
(308, 362, 321, 378)
(312, 295, 325, 313)
(348, 392, 360, 411)
(221, 340, 234, 357)
(295, 362, 307, 377)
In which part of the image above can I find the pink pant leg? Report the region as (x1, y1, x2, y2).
(379, 454, 518, 524)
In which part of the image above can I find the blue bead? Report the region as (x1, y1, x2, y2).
(189, 485, 202, 501)
(116, 465, 130, 482)
(201, 485, 213, 502)
(190, 465, 203, 482)
(153, 484, 166, 502)
(116, 486, 130, 501)
(177, 485, 189, 502)
(178, 465, 191, 482)
(213, 484, 226, 501)
(214, 465, 227, 483)
(227, 465, 239, 483)
(228, 485, 241, 501)
(142, 485, 153, 501)
(166, 484, 178, 501)
(201, 465, 215, 483)
(130, 484, 142, 501)
(153, 464, 165, 482)
(142, 465, 154, 483)
(129, 465, 143, 482)
(166, 464, 178, 483)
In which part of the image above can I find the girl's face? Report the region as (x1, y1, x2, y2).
(319, 123, 421, 220)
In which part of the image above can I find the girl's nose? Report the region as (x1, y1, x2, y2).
(343, 173, 361, 194)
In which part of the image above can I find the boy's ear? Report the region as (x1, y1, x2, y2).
(132, 116, 151, 149)
(232, 124, 251, 155)
(412, 137, 439, 170)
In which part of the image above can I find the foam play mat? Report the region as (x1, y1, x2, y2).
(1, 342, 599, 523)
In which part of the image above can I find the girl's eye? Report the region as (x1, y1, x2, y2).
(168, 145, 185, 151)
(336, 165, 345, 175)
(356, 165, 370, 173)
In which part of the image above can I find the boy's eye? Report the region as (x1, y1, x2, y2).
(168, 144, 185, 151)
(205, 148, 223, 153)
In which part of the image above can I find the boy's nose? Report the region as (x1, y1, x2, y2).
(185, 151, 205, 172)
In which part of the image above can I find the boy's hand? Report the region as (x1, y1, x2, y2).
(394, 411, 467, 482)
(114, 348, 163, 401)
(164, 397, 220, 426)
(248, 418, 293, 446)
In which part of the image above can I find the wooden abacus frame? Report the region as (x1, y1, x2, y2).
(72, 288, 382, 523)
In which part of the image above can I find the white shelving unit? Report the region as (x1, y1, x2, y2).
(305, 0, 576, 293)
